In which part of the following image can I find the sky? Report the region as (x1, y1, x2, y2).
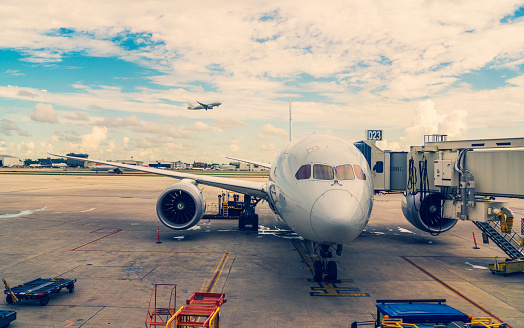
(1, 0, 523, 163)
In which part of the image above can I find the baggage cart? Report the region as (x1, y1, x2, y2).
(4, 278, 76, 306)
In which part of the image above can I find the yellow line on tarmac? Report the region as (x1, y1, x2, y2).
(292, 240, 314, 270)
(401, 256, 513, 328)
(201, 252, 229, 293)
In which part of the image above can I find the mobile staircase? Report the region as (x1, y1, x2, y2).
(166, 292, 226, 328)
(145, 284, 177, 328)
(473, 220, 524, 260)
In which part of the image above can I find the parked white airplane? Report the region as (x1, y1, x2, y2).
(50, 134, 373, 282)
(187, 101, 222, 111)
(89, 159, 150, 174)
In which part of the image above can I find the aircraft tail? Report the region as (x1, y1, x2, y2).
(187, 102, 195, 110)
(142, 159, 150, 167)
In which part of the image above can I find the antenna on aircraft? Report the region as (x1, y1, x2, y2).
(289, 96, 293, 142)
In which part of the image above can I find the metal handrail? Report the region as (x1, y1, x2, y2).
(490, 221, 524, 250)
(380, 318, 418, 327)
(165, 306, 185, 328)
(203, 307, 220, 328)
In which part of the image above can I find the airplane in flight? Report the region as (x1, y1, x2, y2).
(50, 134, 373, 282)
(187, 101, 222, 111)
(89, 159, 150, 174)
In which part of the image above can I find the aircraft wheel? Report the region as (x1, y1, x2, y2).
(250, 214, 259, 231)
(39, 295, 49, 306)
(68, 284, 75, 293)
(6, 294, 14, 304)
(313, 261, 323, 282)
(327, 261, 337, 281)
(239, 214, 246, 229)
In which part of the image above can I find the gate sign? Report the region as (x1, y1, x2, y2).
(366, 130, 383, 141)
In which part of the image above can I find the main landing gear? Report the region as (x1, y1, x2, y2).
(238, 195, 261, 231)
(313, 243, 343, 282)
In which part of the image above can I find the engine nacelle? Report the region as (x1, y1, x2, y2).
(156, 179, 206, 230)
(401, 192, 457, 234)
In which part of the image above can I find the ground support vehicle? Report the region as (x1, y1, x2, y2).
(166, 292, 226, 327)
(351, 299, 507, 327)
(489, 257, 524, 276)
(0, 310, 16, 328)
(4, 278, 76, 306)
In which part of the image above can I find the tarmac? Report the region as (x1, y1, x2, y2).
(0, 169, 523, 327)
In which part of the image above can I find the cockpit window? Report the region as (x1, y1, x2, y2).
(313, 164, 334, 180)
(295, 164, 311, 180)
(353, 165, 366, 180)
(335, 164, 355, 180)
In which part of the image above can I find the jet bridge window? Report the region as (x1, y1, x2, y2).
(335, 164, 355, 180)
(313, 164, 334, 180)
(353, 165, 366, 180)
(295, 164, 311, 180)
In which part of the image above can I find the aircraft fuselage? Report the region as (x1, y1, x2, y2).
(267, 134, 374, 245)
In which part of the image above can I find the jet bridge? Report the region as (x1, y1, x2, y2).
(399, 136, 524, 260)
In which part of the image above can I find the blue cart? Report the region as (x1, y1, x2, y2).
(0, 310, 16, 328)
(351, 299, 507, 327)
(4, 278, 76, 306)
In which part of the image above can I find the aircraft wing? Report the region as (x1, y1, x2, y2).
(226, 156, 272, 169)
(49, 153, 268, 198)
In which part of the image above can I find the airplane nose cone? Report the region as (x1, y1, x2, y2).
(310, 189, 365, 243)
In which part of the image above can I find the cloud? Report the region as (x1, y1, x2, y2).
(53, 130, 81, 143)
(30, 103, 59, 123)
(376, 139, 403, 152)
(0, 118, 31, 137)
(260, 124, 287, 137)
(213, 117, 247, 130)
(134, 122, 164, 133)
(228, 136, 243, 153)
(80, 126, 108, 151)
(191, 121, 210, 131)
(96, 115, 142, 127)
(6, 70, 24, 76)
(402, 100, 468, 145)
(261, 143, 275, 151)
(64, 112, 90, 121)
(17, 90, 37, 98)
(167, 125, 192, 139)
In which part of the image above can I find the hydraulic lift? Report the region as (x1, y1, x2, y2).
(203, 192, 261, 231)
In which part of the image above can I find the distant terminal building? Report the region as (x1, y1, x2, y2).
(173, 161, 185, 170)
(0, 155, 22, 167)
(38, 157, 67, 166)
(66, 153, 88, 167)
(151, 160, 173, 169)
(119, 159, 141, 166)
(193, 162, 205, 169)
(239, 162, 268, 172)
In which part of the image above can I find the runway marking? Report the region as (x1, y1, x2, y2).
(292, 239, 314, 269)
(401, 256, 513, 328)
(310, 281, 368, 297)
(70, 229, 123, 251)
(292, 240, 369, 297)
(201, 252, 229, 293)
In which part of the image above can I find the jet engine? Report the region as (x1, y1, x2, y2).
(401, 192, 457, 234)
(156, 179, 206, 230)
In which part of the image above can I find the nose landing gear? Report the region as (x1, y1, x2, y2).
(313, 244, 342, 282)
